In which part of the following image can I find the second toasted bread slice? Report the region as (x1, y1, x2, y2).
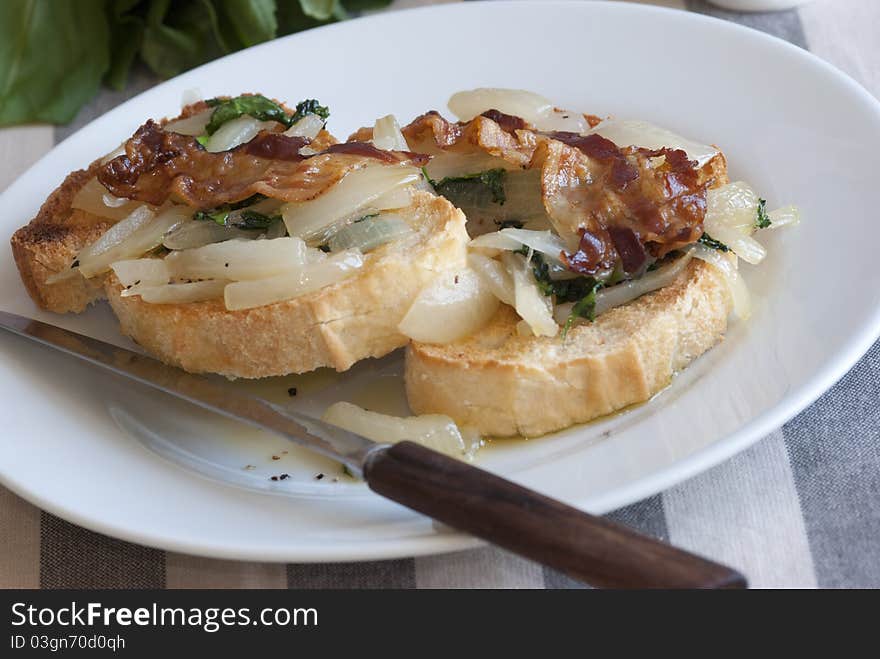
(405, 260, 730, 437)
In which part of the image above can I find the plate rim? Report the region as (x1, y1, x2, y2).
(2, 0, 880, 562)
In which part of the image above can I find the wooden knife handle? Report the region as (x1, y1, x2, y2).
(364, 441, 747, 589)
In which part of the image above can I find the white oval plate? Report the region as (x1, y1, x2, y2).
(2, 1, 879, 562)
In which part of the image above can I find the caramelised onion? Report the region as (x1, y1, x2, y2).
(449, 88, 551, 125)
(424, 152, 511, 181)
(164, 109, 212, 136)
(398, 268, 499, 344)
(704, 181, 767, 265)
(448, 88, 590, 134)
(71, 177, 144, 221)
(224, 249, 364, 311)
(283, 113, 324, 140)
(327, 214, 412, 253)
(322, 402, 482, 461)
(768, 205, 800, 229)
(206, 116, 276, 152)
(502, 252, 557, 337)
(692, 243, 751, 319)
(78, 205, 190, 278)
(110, 258, 169, 287)
(281, 165, 421, 241)
(123, 279, 229, 304)
(164, 237, 309, 281)
(372, 115, 409, 151)
(467, 253, 514, 306)
(554, 252, 694, 325)
(163, 221, 258, 250)
(469, 228, 569, 266)
(589, 119, 720, 168)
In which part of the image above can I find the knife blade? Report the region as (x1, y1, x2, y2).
(0, 309, 380, 476)
(0, 309, 747, 588)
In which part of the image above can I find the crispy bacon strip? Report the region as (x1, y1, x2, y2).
(98, 121, 429, 209)
(535, 133, 725, 275)
(350, 111, 537, 169)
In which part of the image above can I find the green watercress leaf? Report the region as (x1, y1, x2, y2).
(434, 169, 507, 205)
(104, 0, 145, 91)
(216, 0, 277, 48)
(755, 198, 772, 229)
(205, 93, 291, 134)
(0, 0, 110, 126)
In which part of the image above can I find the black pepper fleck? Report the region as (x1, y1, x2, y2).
(71, 259, 80, 267)
(224, 263, 229, 267)
(315, 473, 324, 480)
(287, 387, 297, 397)
(271, 455, 280, 461)
(279, 473, 289, 480)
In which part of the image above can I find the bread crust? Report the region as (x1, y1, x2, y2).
(105, 191, 468, 378)
(405, 260, 731, 437)
(10, 160, 112, 313)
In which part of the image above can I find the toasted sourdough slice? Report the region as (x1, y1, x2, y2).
(106, 190, 467, 378)
(11, 96, 338, 314)
(11, 160, 112, 313)
(405, 259, 730, 437)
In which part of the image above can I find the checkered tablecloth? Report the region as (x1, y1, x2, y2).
(1, 0, 878, 589)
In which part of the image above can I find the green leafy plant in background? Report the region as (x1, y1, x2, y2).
(0, 0, 391, 126)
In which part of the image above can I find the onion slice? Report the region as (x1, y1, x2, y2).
(398, 268, 499, 344)
(327, 214, 412, 253)
(372, 115, 409, 151)
(692, 243, 751, 319)
(224, 249, 364, 311)
(123, 279, 228, 304)
(79, 205, 189, 278)
(110, 258, 170, 287)
(502, 252, 558, 337)
(164, 109, 212, 136)
(206, 116, 275, 152)
(449, 88, 552, 124)
(704, 182, 767, 265)
(322, 402, 481, 460)
(467, 253, 515, 306)
(281, 165, 421, 241)
(589, 119, 720, 168)
(71, 178, 144, 221)
(163, 221, 259, 250)
(164, 237, 309, 281)
(469, 228, 569, 265)
(283, 114, 324, 140)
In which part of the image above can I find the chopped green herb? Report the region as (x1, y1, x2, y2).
(204, 94, 292, 135)
(193, 195, 275, 229)
(196, 135, 210, 147)
(699, 233, 730, 252)
(317, 244, 331, 253)
(563, 283, 602, 339)
(291, 98, 330, 124)
(234, 211, 278, 230)
(755, 198, 772, 229)
(434, 169, 507, 205)
(353, 213, 379, 224)
(528, 252, 601, 303)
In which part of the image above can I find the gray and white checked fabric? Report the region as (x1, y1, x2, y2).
(1, 0, 878, 589)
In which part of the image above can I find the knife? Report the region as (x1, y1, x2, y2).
(0, 310, 746, 589)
